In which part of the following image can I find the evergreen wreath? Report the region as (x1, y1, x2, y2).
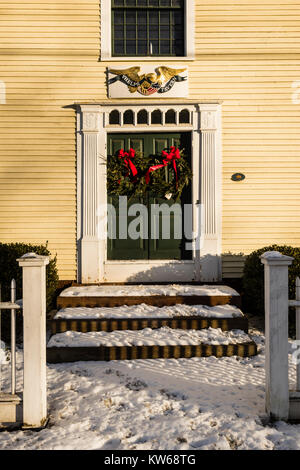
(107, 147, 192, 201)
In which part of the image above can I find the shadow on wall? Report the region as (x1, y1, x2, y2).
(123, 254, 223, 284)
(125, 261, 196, 284)
(221, 252, 246, 298)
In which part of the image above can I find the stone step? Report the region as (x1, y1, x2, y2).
(57, 284, 241, 309)
(46, 327, 257, 363)
(49, 304, 248, 334)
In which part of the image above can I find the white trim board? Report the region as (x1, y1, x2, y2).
(77, 102, 222, 283)
(100, 0, 195, 61)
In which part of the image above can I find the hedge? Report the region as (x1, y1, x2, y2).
(0, 242, 59, 341)
(242, 244, 300, 316)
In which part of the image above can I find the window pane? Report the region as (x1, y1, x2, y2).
(160, 0, 171, 6)
(149, 26, 158, 39)
(179, 109, 190, 124)
(114, 11, 124, 24)
(160, 40, 170, 54)
(173, 25, 183, 40)
(126, 0, 136, 5)
(123, 110, 134, 124)
(151, 40, 159, 55)
(149, 11, 159, 24)
(137, 40, 147, 55)
(151, 110, 162, 124)
(126, 25, 136, 39)
(173, 40, 183, 55)
(137, 110, 148, 124)
(165, 109, 176, 123)
(149, 0, 159, 6)
(126, 41, 136, 54)
(174, 10, 183, 25)
(138, 26, 147, 39)
(109, 110, 120, 125)
(113, 0, 124, 5)
(160, 25, 169, 39)
(126, 11, 136, 23)
(114, 40, 125, 54)
(160, 11, 170, 24)
(137, 11, 147, 24)
(114, 25, 124, 39)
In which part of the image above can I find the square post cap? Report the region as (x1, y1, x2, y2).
(260, 251, 294, 266)
(17, 252, 49, 267)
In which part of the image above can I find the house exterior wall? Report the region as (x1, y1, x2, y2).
(0, 0, 300, 280)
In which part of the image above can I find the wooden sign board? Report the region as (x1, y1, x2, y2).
(107, 65, 188, 99)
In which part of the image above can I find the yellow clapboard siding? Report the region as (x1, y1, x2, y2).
(1, 1, 300, 279)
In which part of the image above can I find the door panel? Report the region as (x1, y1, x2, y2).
(107, 132, 192, 261)
(128, 137, 144, 153)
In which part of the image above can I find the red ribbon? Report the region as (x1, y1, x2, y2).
(118, 148, 138, 179)
(145, 146, 181, 185)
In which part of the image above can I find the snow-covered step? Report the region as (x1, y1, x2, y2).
(50, 303, 248, 334)
(46, 327, 257, 363)
(57, 284, 241, 309)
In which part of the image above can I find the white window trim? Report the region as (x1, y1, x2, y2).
(100, 0, 195, 61)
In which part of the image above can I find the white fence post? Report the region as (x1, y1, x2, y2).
(261, 251, 294, 421)
(17, 253, 49, 429)
(296, 277, 300, 391)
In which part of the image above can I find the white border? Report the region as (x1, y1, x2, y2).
(100, 0, 195, 61)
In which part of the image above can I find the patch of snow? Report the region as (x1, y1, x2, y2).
(54, 303, 243, 320)
(47, 327, 251, 348)
(0, 340, 9, 365)
(60, 284, 239, 298)
(1, 331, 300, 450)
(261, 251, 291, 259)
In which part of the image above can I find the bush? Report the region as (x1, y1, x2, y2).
(242, 244, 300, 316)
(0, 242, 59, 342)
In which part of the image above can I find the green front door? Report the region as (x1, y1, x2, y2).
(107, 132, 192, 260)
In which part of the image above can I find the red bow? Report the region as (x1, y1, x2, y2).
(118, 148, 138, 179)
(145, 146, 181, 185)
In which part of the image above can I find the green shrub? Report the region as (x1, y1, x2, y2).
(0, 242, 59, 342)
(242, 244, 300, 316)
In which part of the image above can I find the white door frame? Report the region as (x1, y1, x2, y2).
(76, 101, 222, 283)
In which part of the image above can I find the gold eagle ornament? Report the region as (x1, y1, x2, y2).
(108, 66, 187, 96)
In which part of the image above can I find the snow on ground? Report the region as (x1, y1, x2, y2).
(47, 327, 251, 348)
(1, 328, 300, 450)
(54, 303, 243, 320)
(60, 284, 239, 298)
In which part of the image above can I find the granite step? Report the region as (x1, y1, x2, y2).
(57, 284, 241, 309)
(46, 326, 257, 363)
(49, 303, 248, 334)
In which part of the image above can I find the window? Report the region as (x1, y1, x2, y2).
(112, 0, 184, 57)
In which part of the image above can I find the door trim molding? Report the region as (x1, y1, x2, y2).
(77, 102, 222, 283)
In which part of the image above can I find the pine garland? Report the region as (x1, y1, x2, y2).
(107, 148, 192, 201)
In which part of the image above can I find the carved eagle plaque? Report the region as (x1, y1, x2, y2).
(107, 65, 188, 98)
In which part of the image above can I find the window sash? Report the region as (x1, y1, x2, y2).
(112, 1, 184, 57)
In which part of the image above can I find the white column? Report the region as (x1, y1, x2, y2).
(261, 251, 293, 421)
(199, 106, 222, 282)
(79, 106, 103, 283)
(17, 253, 49, 428)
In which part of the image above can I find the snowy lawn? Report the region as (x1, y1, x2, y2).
(1, 328, 300, 450)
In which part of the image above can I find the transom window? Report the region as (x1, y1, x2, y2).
(112, 0, 185, 57)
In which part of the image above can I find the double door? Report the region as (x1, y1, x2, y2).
(107, 132, 192, 260)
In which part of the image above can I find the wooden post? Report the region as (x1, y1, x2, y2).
(17, 253, 49, 429)
(261, 251, 294, 421)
